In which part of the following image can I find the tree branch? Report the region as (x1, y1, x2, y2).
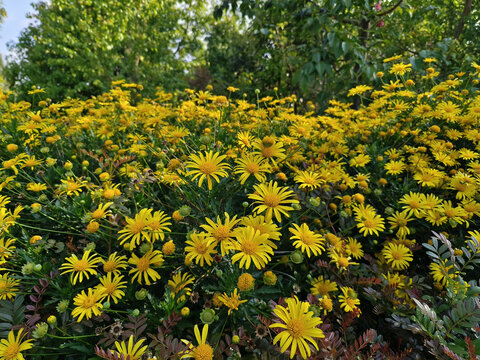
(376, 0, 403, 17)
(453, 0, 473, 39)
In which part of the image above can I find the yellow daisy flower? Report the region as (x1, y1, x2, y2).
(248, 181, 299, 222)
(270, 296, 324, 359)
(185, 151, 230, 190)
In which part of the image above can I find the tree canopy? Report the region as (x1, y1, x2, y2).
(4, 0, 209, 99)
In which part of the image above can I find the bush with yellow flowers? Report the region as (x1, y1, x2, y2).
(1, 63, 480, 360)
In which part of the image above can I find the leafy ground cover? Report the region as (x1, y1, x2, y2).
(0, 58, 480, 359)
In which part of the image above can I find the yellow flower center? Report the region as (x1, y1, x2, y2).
(130, 220, 146, 234)
(261, 146, 275, 158)
(195, 242, 208, 255)
(67, 182, 80, 191)
(245, 162, 260, 174)
(198, 161, 217, 175)
(73, 259, 89, 272)
(408, 200, 420, 209)
(103, 283, 116, 295)
(193, 344, 214, 360)
(287, 318, 305, 338)
(3, 342, 20, 360)
(303, 176, 316, 185)
(213, 225, 231, 242)
(240, 239, 258, 255)
(299, 233, 315, 245)
(363, 219, 375, 228)
(338, 256, 349, 268)
(444, 209, 456, 218)
(345, 298, 357, 309)
(263, 194, 281, 207)
(315, 283, 330, 296)
(92, 209, 104, 219)
(391, 250, 404, 261)
(103, 261, 117, 273)
(149, 220, 160, 230)
(136, 257, 151, 272)
(82, 296, 96, 309)
(455, 183, 467, 192)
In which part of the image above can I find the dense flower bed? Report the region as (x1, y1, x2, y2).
(0, 59, 480, 359)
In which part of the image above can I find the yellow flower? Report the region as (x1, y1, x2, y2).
(289, 223, 325, 257)
(270, 296, 324, 359)
(347, 85, 373, 97)
(26, 182, 47, 192)
(201, 212, 240, 256)
(218, 288, 247, 314)
(339, 287, 361, 313)
(91, 202, 113, 220)
(181, 324, 213, 360)
(310, 276, 338, 297)
(168, 272, 194, 303)
(185, 232, 217, 267)
(382, 242, 413, 270)
(230, 226, 273, 269)
(128, 250, 164, 285)
(237, 273, 255, 291)
(59, 249, 102, 285)
(240, 214, 281, 248)
(101, 252, 128, 275)
(0, 273, 20, 300)
(294, 170, 324, 190)
(355, 211, 385, 237)
(96, 273, 127, 304)
(118, 208, 152, 250)
(387, 211, 413, 238)
(345, 238, 364, 259)
(0, 328, 33, 360)
(248, 181, 299, 222)
(389, 62, 412, 76)
(71, 288, 105, 322)
(162, 240, 176, 255)
(234, 153, 271, 184)
(0, 238, 15, 264)
(114, 335, 148, 360)
(252, 136, 286, 165)
(185, 151, 230, 190)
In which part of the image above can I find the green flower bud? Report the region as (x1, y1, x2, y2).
(34, 264, 42, 272)
(292, 203, 301, 211)
(32, 322, 48, 339)
(85, 242, 96, 251)
(373, 189, 382, 196)
(385, 207, 395, 215)
(131, 309, 140, 317)
(290, 251, 304, 264)
(102, 301, 111, 309)
(242, 201, 249, 208)
(56, 300, 69, 313)
(135, 288, 148, 300)
(309, 197, 321, 207)
(178, 205, 191, 217)
(21, 262, 35, 275)
(200, 308, 216, 325)
(139, 242, 152, 255)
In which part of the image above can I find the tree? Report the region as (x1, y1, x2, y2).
(212, 0, 480, 108)
(4, 0, 210, 100)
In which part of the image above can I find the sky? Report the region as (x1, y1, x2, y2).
(0, 0, 39, 59)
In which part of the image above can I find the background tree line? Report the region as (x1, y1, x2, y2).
(1, 0, 479, 106)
